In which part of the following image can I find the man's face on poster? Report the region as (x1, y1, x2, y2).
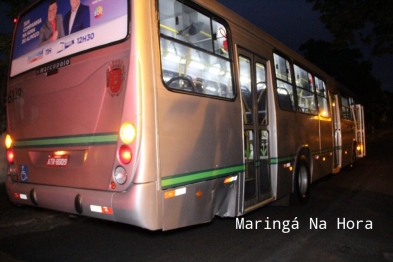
(70, 0, 81, 12)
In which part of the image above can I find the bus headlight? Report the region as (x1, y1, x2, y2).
(114, 166, 127, 185)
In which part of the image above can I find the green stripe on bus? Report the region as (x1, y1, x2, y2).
(270, 155, 296, 164)
(13, 133, 118, 148)
(307, 148, 335, 158)
(161, 164, 245, 189)
(270, 144, 352, 165)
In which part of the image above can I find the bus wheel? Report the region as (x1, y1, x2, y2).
(291, 157, 310, 205)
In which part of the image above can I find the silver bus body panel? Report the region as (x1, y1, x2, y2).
(128, 0, 159, 185)
(8, 49, 129, 140)
(7, 45, 131, 190)
(6, 175, 161, 230)
(6, 0, 164, 230)
(156, 90, 243, 178)
(162, 177, 238, 230)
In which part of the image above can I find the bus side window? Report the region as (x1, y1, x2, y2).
(294, 65, 317, 115)
(273, 53, 295, 111)
(315, 76, 330, 117)
(341, 95, 352, 120)
(158, 0, 234, 99)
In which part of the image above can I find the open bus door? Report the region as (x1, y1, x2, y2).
(238, 48, 273, 211)
(331, 93, 342, 173)
(355, 105, 366, 157)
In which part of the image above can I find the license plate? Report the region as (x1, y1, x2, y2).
(47, 155, 68, 167)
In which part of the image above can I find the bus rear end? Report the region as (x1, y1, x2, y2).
(6, 0, 160, 230)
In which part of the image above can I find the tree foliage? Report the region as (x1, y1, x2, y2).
(306, 0, 393, 56)
(299, 39, 379, 94)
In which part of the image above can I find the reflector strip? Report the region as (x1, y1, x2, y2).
(90, 205, 113, 214)
(224, 176, 238, 183)
(161, 164, 245, 189)
(164, 187, 186, 199)
(161, 145, 354, 189)
(14, 193, 27, 200)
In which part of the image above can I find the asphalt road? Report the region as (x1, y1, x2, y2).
(0, 128, 392, 261)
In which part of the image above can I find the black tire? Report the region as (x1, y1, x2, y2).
(291, 157, 311, 205)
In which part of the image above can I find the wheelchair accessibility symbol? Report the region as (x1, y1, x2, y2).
(20, 165, 28, 182)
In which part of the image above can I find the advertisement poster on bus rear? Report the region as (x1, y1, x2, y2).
(11, 0, 128, 77)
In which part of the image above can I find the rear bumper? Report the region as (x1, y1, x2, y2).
(5, 175, 161, 230)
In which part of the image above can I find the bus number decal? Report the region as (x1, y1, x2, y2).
(8, 88, 22, 104)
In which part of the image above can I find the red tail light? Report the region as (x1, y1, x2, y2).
(118, 145, 132, 164)
(7, 149, 14, 163)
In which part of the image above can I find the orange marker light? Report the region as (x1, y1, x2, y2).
(5, 134, 12, 149)
(165, 190, 176, 199)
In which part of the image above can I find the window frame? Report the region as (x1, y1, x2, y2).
(255, 62, 268, 126)
(314, 75, 330, 118)
(340, 94, 354, 121)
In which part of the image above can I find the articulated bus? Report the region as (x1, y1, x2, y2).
(6, 0, 365, 230)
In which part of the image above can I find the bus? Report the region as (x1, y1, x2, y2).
(5, 0, 365, 231)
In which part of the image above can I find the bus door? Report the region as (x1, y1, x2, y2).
(331, 93, 342, 172)
(238, 49, 272, 210)
(355, 105, 366, 157)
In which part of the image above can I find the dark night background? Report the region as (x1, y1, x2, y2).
(218, 0, 393, 93)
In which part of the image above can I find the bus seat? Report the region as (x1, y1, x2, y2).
(277, 88, 294, 111)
